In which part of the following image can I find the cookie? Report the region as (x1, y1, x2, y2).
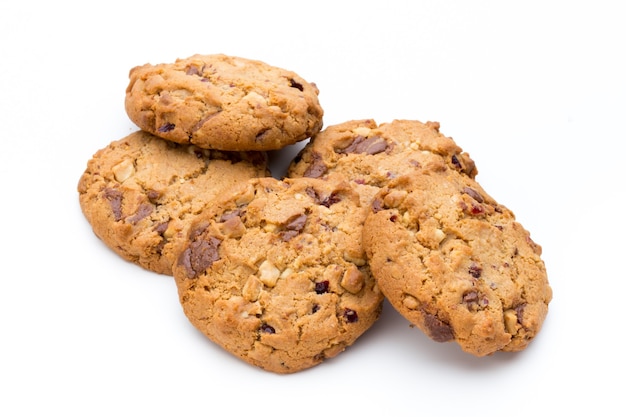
(125, 54, 324, 151)
(362, 170, 552, 356)
(287, 119, 477, 205)
(172, 176, 384, 373)
(77, 130, 270, 276)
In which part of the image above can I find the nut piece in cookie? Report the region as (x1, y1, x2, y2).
(125, 54, 324, 151)
(363, 170, 552, 356)
(172, 176, 383, 373)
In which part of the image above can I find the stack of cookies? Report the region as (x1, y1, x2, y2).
(78, 53, 552, 374)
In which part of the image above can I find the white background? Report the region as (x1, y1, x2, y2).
(1, 1, 623, 415)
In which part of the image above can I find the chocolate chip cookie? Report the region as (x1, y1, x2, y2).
(172, 176, 383, 373)
(77, 130, 270, 275)
(287, 119, 477, 205)
(125, 54, 324, 151)
(363, 170, 552, 356)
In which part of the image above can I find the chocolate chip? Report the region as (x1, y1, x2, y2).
(343, 308, 358, 323)
(177, 235, 222, 279)
(423, 312, 454, 342)
(451, 155, 462, 170)
(103, 188, 123, 221)
(452, 154, 478, 177)
(158, 122, 175, 133)
(314, 280, 330, 294)
(515, 304, 526, 325)
(463, 291, 479, 304)
(339, 136, 388, 155)
(255, 128, 270, 142)
(260, 323, 276, 334)
(289, 78, 304, 91)
(126, 203, 153, 225)
(468, 263, 482, 278)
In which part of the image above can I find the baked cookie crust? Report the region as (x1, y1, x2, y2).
(125, 54, 324, 151)
(78, 130, 270, 275)
(363, 170, 552, 356)
(173, 176, 383, 373)
(288, 119, 477, 205)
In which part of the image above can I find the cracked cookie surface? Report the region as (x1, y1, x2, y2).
(287, 119, 477, 205)
(77, 130, 270, 275)
(363, 170, 552, 356)
(172, 176, 383, 374)
(125, 54, 324, 151)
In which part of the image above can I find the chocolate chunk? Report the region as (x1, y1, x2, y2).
(191, 111, 221, 133)
(185, 64, 204, 76)
(285, 213, 307, 231)
(255, 128, 270, 142)
(339, 135, 388, 155)
(279, 213, 307, 242)
(462, 290, 489, 312)
(462, 187, 484, 203)
(279, 230, 299, 242)
(305, 187, 341, 207)
(153, 221, 169, 235)
(126, 203, 153, 225)
(219, 209, 244, 223)
(103, 188, 123, 221)
(158, 122, 176, 133)
(423, 312, 454, 342)
(320, 192, 341, 207)
(146, 189, 161, 203)
(302, 152, 327, 178)
(178, 235, 222, 279)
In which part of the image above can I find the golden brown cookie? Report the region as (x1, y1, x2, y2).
(125, 54, 324, 151)
(77, 130, 270, 275)
(287, 119, 477, 205)
(363, 170, 552, 356)
(172, 176, 383, 373)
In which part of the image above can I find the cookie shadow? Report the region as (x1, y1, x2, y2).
(363, 299, 523, 371)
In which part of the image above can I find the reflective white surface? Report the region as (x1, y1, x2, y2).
(1, 1, 623, 416)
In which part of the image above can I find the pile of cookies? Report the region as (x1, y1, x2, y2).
(78, 54, 552, 374)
